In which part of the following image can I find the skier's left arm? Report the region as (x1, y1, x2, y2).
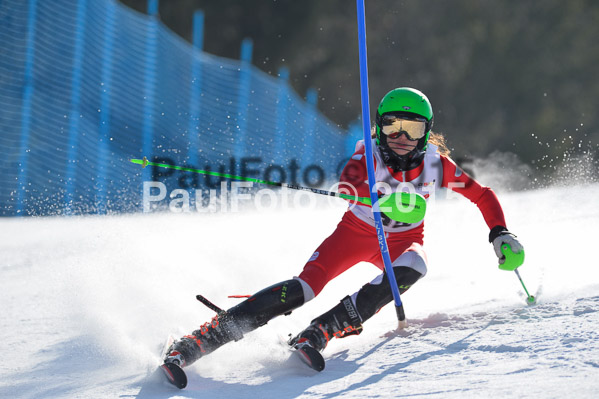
(440, 155, 524, 265)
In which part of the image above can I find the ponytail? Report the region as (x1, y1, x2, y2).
(428, 131, 451, 156)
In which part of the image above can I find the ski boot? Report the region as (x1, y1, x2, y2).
(164, 310, 244, 367)
(287, 323, 329, 371)
(288, 295, 365, 371)
(166, 279, 307, 368)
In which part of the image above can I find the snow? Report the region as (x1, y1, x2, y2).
(1, 184, 598, 398)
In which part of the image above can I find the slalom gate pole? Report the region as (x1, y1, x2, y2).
(355, 0, 407, 327)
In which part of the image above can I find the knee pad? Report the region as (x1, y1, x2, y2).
(392, 250, 427, 277)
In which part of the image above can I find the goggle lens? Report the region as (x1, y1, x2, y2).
(381, 116, 427, 140)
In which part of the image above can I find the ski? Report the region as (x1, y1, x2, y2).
(284, 335, 325, 372)
(291, 343, 325, 372)
(160, 361, 187, 389)
(158, 335, 188, 389)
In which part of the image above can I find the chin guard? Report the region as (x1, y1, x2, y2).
(378, 142, 425, 172)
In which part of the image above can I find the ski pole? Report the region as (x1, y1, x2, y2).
(500, 244, 536, 305)
(514, 269, 535, 305)
(130, 157, 426, 224)
(355, 0, 407, 328)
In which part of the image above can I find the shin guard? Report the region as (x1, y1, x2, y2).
(228, 278, 305, 332)
(353, 266, 422, 322)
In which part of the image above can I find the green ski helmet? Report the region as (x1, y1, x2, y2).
(376, 87, 433, 153)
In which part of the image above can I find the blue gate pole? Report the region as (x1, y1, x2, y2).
(356, 0, 406, 326)
(141, 0, 159, 188)
(187, 9, 204, 167)
(233, 38, 253, 165)
(64, 0, 88, 215)
(16, 0, 39, 216)
(97, 0, 117, 214)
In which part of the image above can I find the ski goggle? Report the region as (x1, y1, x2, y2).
(380, 115, 427, 141)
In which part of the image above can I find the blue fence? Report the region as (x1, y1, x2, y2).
(0, 0, 354, 216)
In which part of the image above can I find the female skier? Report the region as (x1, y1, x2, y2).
(163, 87, 524, 373)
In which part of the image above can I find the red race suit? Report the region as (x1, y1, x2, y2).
(298, 139, 507, 296)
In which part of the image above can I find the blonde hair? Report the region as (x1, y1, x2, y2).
(429, 131, 451, 156)
(371, 127, 451, 156)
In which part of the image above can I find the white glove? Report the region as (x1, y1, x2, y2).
(492, 231, 524, 264)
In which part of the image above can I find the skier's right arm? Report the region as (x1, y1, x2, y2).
(338, 144, 372, 204)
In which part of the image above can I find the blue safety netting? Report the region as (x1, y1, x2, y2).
(0, 0, 351, 216)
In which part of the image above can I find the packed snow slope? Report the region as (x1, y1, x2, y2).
(1, 184, 598, 399)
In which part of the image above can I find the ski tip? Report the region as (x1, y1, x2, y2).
(295, 345, 325, 372)
(160, 362, 187, 389)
